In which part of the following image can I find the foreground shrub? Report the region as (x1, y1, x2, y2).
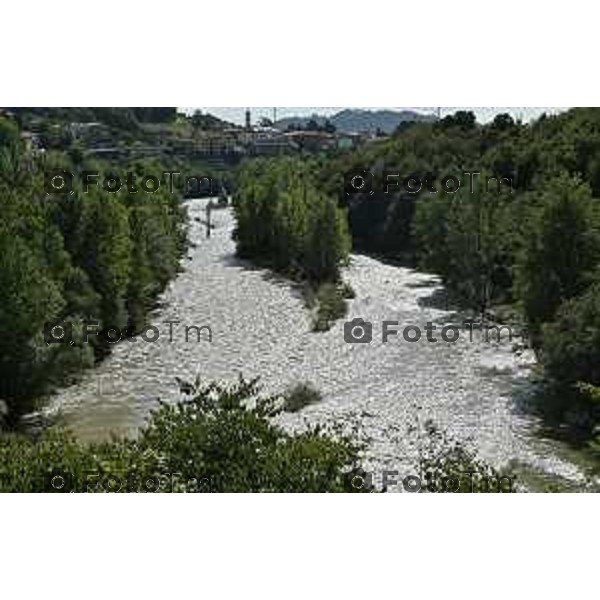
(418, 425, 516, 493)
(0, 378, 362, 493)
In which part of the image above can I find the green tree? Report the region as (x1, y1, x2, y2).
(235, 158, 350, 283)
(0, 229, 64, 413)
(79, 191, 132, 328)
(515, 175, 600, 339)
(305, 192, 350, 281)
(0, 116, 20, 149)
(541, 280, 600, 385)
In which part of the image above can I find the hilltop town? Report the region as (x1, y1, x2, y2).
(1, 107, 425, 165)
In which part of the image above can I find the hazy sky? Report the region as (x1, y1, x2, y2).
(182, 107, 565, 125)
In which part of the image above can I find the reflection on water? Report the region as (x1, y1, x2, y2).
(49, 199, 586, 485)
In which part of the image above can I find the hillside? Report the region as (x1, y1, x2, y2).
(276, 108, 436, 134)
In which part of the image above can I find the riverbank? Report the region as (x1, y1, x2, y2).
(41, 199, 595, 490)
(229, 256, 354, 332)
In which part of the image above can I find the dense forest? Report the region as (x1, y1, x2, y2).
(332, 111, 600, 383)
(234, 109, 600, 444)
(234, 158, 350, 281)
(0, 115, 187, 426)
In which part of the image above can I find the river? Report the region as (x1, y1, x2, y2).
(49, 198, 590, 489)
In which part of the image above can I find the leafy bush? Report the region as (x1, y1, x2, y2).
(419, 425, 516, 493)
(419, 446, 516, 492)
(541, 281, 600, 385)
(312, 282, 348, 332)
(283, 383, 322, 413)
(0, 379, 363, 493)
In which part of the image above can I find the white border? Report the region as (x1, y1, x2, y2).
(2, 1, 597, 597)
(2, 1, 597, 106)
(1, 495, 596, 599)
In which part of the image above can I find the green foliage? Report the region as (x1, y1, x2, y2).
(419, 426, 516, 493)
(0, 379, 362, 492)
(437, 110, 477, 132)
(0, 116, 20, 149)
(190, 110, 228, 132)
(305, 193, 351, 281)
(283, 382, 322, 413)
(311, 282, 349, 332)
(415, 182, 514, 311)
(315, 108, 600, 401)
(0, 228, 65, 414)
(79, 190, 132, 327)
(131, 108, 177, 123)
(515, 175, 600, 337)
(420, 445, 516, 492)
(0, 146, 187, 424)
(233, 157, 352, 331)
(541, 281, 600, 385)
(234, 157, 350, 283)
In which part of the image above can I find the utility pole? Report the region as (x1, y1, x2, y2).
(206, 202, 212, 238)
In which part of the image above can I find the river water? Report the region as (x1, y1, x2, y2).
(49, 199, 588, 488)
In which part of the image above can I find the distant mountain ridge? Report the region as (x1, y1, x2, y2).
(276, 109, 436, 134)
